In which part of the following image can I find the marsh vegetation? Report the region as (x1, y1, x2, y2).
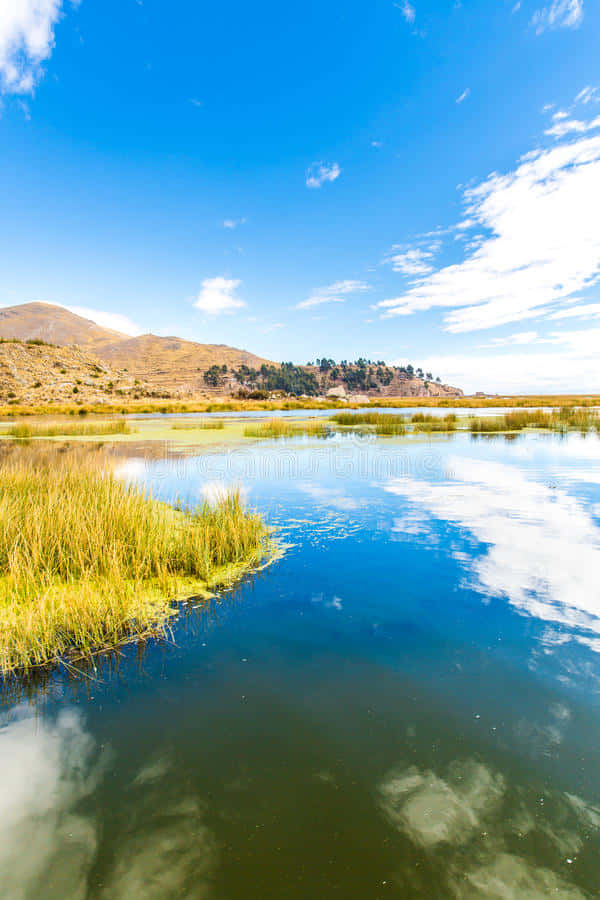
(243, 418, 329, 439)
(469, 408, 600, 434)
(0, 446, 267, 675)
(4, 419, 133, 439)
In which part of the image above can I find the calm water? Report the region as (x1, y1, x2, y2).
(2, 429, 600, 898)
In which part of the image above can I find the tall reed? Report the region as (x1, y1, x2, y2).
(330, 412, 407, 427)
(470, 409, 600, 433)
(5, 419, 132, 438)
(0, 447, 267, 674)
(243, 418, 328, 438)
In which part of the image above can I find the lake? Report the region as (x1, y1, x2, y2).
(2, 424, 600, 898)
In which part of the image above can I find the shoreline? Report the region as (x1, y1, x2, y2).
(0, 393, 599, 419)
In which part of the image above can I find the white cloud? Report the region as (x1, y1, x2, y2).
(575, 86, 599, 105)
(547, 302, 600, 320)
(385, 247, 437, 276)
(377, 128, 600, 332)
(66, 305, 143, 336)
(194, 276, 245, 315)
(488, 330, 539, 346)
(398, 330, 600, 392)
(0, 0, 72, 95)
(296, 279, 369, 310)
(383, 455, 600, 644)
(456, 88, 470, 104)
(545, 113, 600, 137)
(305, 161, 341, 189)
(531, 0, 584, 34)
(223, 217, 246, 229)
(0, 706, 103, 898)
(396, 1, 416, 24)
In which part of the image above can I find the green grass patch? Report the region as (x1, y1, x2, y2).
(0, 446, 268, 675)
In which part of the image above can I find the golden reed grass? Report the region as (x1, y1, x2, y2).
(0, 446, 267, 675)
(243, 418, 328, 438)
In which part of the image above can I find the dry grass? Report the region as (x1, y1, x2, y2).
(5, 419, 132, 439)
(411, 413, 458, 433)
(1, 394, 599, 418)
(330, 412, 407, 427)
(243, 418, 328, 438)
(0, 446, 267, 675)
(469, 408, 600, 433)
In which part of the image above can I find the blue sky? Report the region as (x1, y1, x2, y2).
(1, 0, 599, 392)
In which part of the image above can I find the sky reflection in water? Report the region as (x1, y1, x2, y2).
(2, 430, 600, 898)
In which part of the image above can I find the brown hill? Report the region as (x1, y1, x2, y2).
(0, 303, 271, 397)
(97, 334, 271, 395)
(0, 302, 124, 347)
(0, 340, 158, 406)
(0, 303, 464, 402)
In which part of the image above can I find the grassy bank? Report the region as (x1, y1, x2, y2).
(1, 394, 599, 418)
(0, 447, 267, 675)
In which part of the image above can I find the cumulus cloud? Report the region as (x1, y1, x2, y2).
(305, 161, 341, 189)
(194, 276, 245, 315)
(531, 0, 584, 33)
(377, 127, 600, 333)
(296, 279, 369, 310)
(0, 0, 73, 95)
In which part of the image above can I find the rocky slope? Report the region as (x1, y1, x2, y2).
(0, 340, 158, 406)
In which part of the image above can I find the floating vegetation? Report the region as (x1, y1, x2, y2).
(0, 446, 267, 675)
(171, 420, 225, 430)
(4, 419, 133, 439)
(243, 418, 328, 439)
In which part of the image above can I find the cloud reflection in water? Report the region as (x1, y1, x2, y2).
(383, 457, 600, 648)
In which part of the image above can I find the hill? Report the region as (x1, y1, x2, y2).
(0, 303, 271, 398)
(0, 302, 124, 347)
(0, 339, 158, 406)
(0, 303, 463, 402)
